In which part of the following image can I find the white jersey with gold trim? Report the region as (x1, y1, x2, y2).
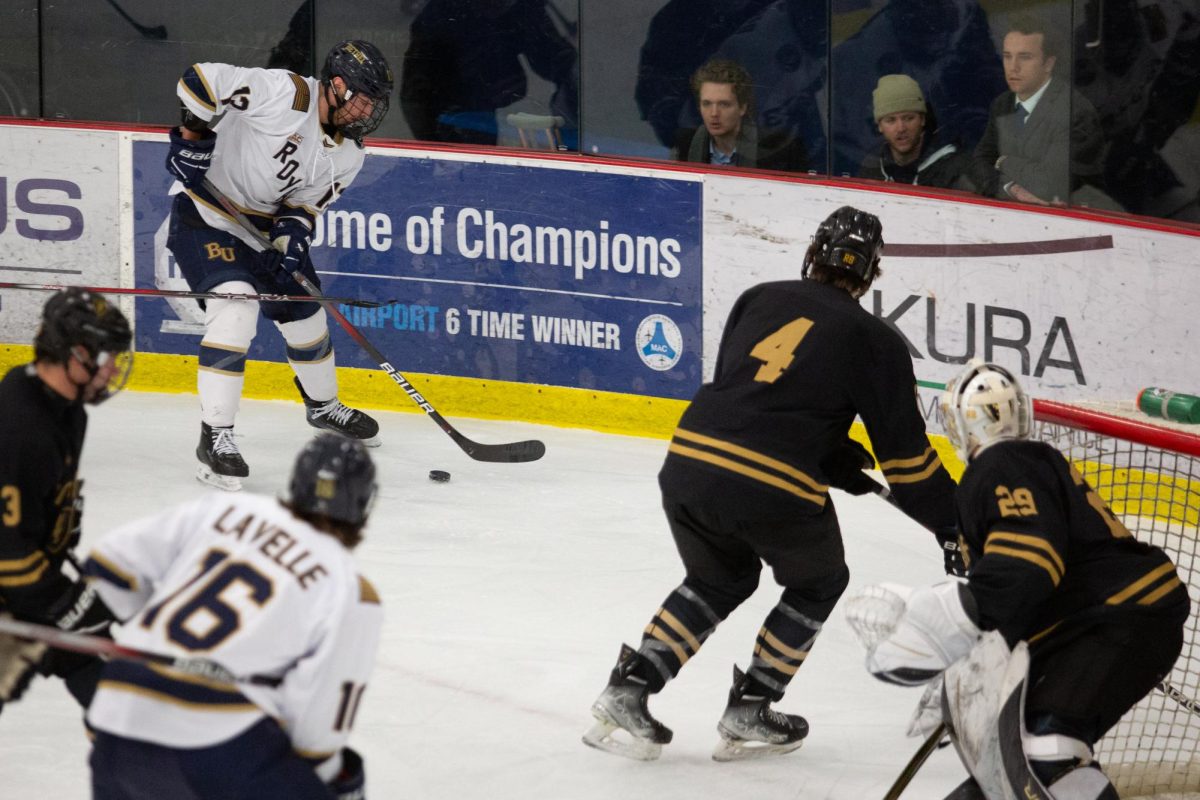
(174, 62, 365, 250)
(84, 492, 382, 771)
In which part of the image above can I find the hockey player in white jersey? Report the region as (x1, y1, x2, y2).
(84, 434, 382, 800)
(165, 40, 394, 490)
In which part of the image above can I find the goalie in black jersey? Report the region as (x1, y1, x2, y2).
(583, 205, 959, 762)
(866, 361, 1188, 799)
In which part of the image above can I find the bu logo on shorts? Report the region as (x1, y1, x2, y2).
(204, 242, 236, 262)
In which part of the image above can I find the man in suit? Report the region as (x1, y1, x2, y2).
(971, 15, 1108, 206)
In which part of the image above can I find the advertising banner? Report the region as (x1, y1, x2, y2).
(132, 143, 704, 400)
(0, 127, 120, 342)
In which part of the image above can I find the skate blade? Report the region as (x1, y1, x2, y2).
(581, 718, 662, 761)
(712, 735, 804, 762)
(196, 464, 243, 492)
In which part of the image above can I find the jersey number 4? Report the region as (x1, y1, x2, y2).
(750, 317, 814, 383)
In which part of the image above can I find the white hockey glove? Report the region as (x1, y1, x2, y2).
(867, 582, 981, 686)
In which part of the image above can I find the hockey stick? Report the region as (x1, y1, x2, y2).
(0, 279, 386, 308)
(883, 722, 947, 800)
(200, 178, 546, 463)
(0, 615, 281, 687)
(102, 0, 167, 39)
(865, 476, 1200, 718)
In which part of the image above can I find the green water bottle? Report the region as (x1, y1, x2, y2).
(1137, 387, 1200, 424)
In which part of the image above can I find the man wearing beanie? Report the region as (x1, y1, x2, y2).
(858, 73, 975, 191)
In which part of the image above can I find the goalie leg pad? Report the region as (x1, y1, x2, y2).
(941, 632, 1025, 800)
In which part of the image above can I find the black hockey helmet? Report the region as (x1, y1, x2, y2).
(34, 288, 133, 402)
(321, 40, 394, 142)
(288, 433, 378, 532)
(803, 206, 884, 282)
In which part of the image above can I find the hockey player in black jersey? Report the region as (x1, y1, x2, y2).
(0, 288, 132, 713)
(583, 205, 960, 762)
(868, 361, 1188, 799)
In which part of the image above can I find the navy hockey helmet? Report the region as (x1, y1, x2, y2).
(34, 288, 133, 402)
(288, 433, 378, 531)
(803, 206, 884, 282)
(321, 40, 394, 142)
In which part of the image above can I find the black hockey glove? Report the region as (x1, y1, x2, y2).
(935, 529, 968, 578)
(35, 581, 114, 680)
(268, 215, 312, 282)
(329, 746, 366, 800)
(166, 126, 216, 189)
(820, 439, 878, 496)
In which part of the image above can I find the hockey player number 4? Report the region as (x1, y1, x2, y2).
(750, 317, 814, 383)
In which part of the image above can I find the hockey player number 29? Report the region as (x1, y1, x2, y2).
(750, 317, 814, 383)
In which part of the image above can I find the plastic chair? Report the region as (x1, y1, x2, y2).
(506, 112, 566, 150)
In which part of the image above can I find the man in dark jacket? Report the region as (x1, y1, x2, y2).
(970, 15, 1109, 206)
(674, 59, 807, 173)
(858, 74, 975, 191)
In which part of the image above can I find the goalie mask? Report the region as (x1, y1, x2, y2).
(802, 205, 884, 283)
(287, 433, 378, 531)
(940, 360, 1032, 461)
(321, 40, 394, 142)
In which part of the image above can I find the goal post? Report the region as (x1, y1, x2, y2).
(1031, 398, 1200, 797)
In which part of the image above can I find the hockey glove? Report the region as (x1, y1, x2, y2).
(329, 747, 366, 800)
(867, 582, 981, 686)
(820, 439, 878, 496)
(268, 213, 313, 280)
(0, 620, 47, 703)
(936, 528, 968, 578)
(166, 126, 216, 189)
(31, 580, 113, 683)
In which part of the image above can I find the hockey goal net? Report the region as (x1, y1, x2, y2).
(1033, 399, 1200, 798)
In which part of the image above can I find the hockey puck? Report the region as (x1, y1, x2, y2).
(428, 470, 451, 483)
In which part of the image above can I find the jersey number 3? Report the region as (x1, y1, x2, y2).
(750, 317, 814, 383)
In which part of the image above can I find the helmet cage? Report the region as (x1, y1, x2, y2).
(940, 360, 1032, 461)
(322, 40, 394, 142)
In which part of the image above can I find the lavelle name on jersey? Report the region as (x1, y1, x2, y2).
(212, 505, 329, 589)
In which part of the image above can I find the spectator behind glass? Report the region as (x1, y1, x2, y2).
(635, 0, 777, 149)
(674, 59, 807, 172)
(1074, 0, 1200, 221)
(969, 15, 1114, 208)
(831, 0, 1005, 177)
(858, 74, 975, 191)
(703, 1, 828, 172)
(400, 0, 577, 146)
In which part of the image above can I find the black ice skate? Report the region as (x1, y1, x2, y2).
(582, 644, 673, 761)
(196, 422, 249, 492)
(712, 665, 808, 762)
(295, 378, 380, 447)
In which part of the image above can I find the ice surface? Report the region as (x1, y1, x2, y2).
(0, 391, 968, 799)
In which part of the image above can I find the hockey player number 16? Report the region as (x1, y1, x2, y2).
(750, 317, 814, 383)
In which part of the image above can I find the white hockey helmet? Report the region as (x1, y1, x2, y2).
(940, 360, 1032, 461)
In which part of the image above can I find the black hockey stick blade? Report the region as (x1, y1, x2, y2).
(0, 615, 281, 687)
(103, 0, 168, 38)
(199, 178, 546, 463)
(883, 722, 946, 800)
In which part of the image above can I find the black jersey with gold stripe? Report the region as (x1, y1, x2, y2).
(0, 365, 86, 617)
(958, 439, 1188, 644)
(658, 279, 955, 530)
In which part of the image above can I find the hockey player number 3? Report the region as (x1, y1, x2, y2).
(750, 317, 814, 383)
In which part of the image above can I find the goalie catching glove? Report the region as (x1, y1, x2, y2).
(866, 581, 981, 686)
(820, 438, 877, 496)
